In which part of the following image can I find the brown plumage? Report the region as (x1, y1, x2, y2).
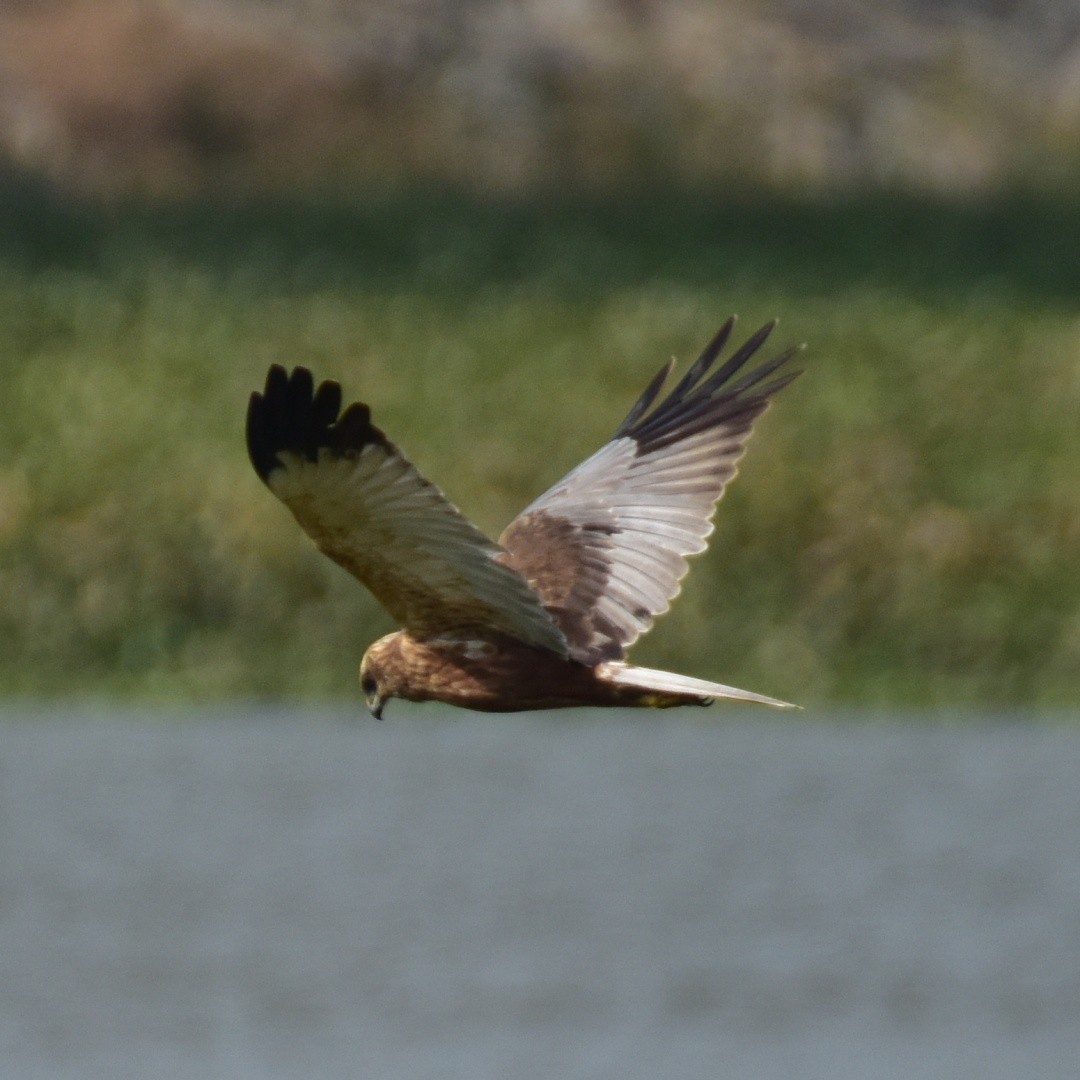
(246, 317, 803, 717)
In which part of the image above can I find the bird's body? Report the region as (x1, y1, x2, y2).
(361, 632, 660, 712)
(359, 631, 763, 713)
(247, 318, 803, 717)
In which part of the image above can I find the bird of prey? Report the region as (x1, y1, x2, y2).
(247, 317, 802, 717)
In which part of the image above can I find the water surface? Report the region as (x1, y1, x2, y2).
(1, 710, 1078, 1079)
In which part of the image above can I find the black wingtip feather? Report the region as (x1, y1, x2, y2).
(246, 391, 275, 482)
(246, 365, 385, 485)
(666, 315, 737, 404)
(617, 319, 801, 454)
(696, 319, 778, 396)
(615, 359, 675, 437)
(724, 344, 802, 396)
(333, 402, 377, 450)
(311, 379, 343, 431)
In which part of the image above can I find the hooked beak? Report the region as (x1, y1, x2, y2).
(367, 693, 385, 721)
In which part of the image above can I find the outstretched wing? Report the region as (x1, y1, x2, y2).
(498, 319, 801, 665)
(247, 365, 568, 655)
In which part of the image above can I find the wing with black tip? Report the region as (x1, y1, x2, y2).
(247, 365, 569, 655)
(498, 319, 801, 664)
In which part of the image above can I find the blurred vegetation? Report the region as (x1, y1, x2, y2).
(1, 179, 1078, 707)
(5, 0, 1080, 199)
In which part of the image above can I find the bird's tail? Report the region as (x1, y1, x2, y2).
(599, 662, 799, 710)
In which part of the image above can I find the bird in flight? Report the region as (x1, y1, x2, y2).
(247, 317, 802, 717)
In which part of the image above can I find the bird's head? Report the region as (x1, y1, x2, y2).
(359, 633, 400, 720)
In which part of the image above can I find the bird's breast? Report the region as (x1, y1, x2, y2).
(392, 633, 611, 712)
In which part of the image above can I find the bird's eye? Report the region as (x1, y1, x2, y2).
(361, 675, 376, 697)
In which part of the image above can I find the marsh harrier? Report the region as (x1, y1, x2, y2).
(247, 318, 801, 716)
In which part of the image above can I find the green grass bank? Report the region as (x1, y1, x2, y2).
(1, 184, 1078, 708)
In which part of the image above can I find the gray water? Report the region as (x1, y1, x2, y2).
(1, 709, 1078, 1080)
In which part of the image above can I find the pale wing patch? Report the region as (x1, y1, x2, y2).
(268, 441, 567, 654)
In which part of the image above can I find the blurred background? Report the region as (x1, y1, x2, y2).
(0, 0, 1078, 706)
(5, 0, 1080, 197)
(2, 4, 1080, 1079)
